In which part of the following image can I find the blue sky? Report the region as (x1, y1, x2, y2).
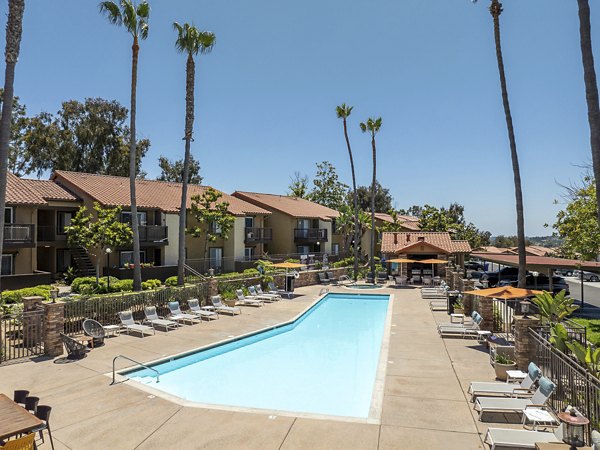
(1, 0, 598, 236)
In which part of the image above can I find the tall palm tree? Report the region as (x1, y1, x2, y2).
(99, 0, 150, 291)
(482, 0, 526, 287)
(173, 22, 215, 286)
(0, 0, 25, 292)
(336, 103, 360, 281)
(360, 117, 382, 282)
(576, 0, 600, 230)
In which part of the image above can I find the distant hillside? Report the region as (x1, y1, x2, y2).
(490, 235, 562, 248)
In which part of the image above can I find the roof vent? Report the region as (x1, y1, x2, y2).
(417, 236, 425, 242)
(406, 234, 410, 242)
(394, 233, 398, 245)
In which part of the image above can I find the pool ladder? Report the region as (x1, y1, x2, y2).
(111, 354, 160, 385)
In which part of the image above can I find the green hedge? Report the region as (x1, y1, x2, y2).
(0, 285, 53, 304)
(165, 276, 178, 287)
(141, 279, 161, 290)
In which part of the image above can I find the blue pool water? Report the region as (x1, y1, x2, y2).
(126, 293, 390, 418)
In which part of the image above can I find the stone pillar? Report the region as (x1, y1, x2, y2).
(463, 280, 476, 315)
(207, 278, 218, 300)
(43, 301, 65, 357)
(479, 297, 494, 332)
(22, 296, 43, 347)
(514, 315, 541, 370)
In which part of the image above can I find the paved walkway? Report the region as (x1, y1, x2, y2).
(0, 285, 514, 449)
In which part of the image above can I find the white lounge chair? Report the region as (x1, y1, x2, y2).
(211, 295, 242, 315)
(247, 286, 276, 302)
(167, 301, 201, 325)
(438, 316, 482, 338)
(118, 310, 155, 337)
(437, 311, 481, 329)
(474, 377, 556, 420)
(235, 289, 264, 307)
(143, 306, 179, 331)
(484, 426, 563, 450)
(254, 285, 281, 301)
(468, 362, 541, 401)
(188, 299, 219, 320)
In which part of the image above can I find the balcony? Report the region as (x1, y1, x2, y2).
(138, 225, 168, 244)
(245, 227, 273, 244)
(3, 224, 35, 247)
(294, 228, 328, 243)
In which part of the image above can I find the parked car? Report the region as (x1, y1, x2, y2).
(480, 267, 519, 287)
(572, 270, 600, 282)
(499, 274, 570, 296)
(554, 269, 575, 277)
(465, 260, 486, 272)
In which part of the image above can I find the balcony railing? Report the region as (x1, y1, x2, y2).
(245, 227, 273, 244)
(3, 224, 35, 247)
(138, 225, 168, 243)
(294, 228, 328, 243)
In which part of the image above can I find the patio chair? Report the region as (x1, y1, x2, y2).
(410, 275, 421, 285)
(468, 362, 541, 401)
(24, 396, 39, 414)
(144, 306, 179, 331)
(326, 271, 339, 284)
(247, 285, 276, 302)
(437, 311, 481, 329)
(187, 299, 219, 320)
(484, 426, 563, 450)
(235, 290, 264, 307)
(474, 377, 556, 420)
(82, 318, 106, 347)
(318, 272, 329, 285)
(210, 295, 242, 315)
(31, 405, 54, 450)
(118, 311, 155, 337)
(167, 302, 201, 324)
(376, 272, 388, 284)
(0, 433, 35, 450)
(394, 276, 408, 287)
(60, 333, 88, 359)
(438, 317, 482, 338)
(255, 285, 281, 301)
(13, 390, 29, 406)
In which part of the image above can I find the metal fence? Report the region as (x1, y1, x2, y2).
(0, 307, 45, 364)
(530, 328, 600, 443)
(63, 282, 208, 336)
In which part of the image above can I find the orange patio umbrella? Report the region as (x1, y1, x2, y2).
(387, 258, 416, 277)
(463, 286, 543, 300)
(420, 258, 449, 278)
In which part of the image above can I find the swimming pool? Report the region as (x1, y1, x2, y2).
(124, 293, 391, 419)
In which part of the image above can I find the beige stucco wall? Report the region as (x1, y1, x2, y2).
(164, 213, 179, 266)
(265, 211, 295, 254)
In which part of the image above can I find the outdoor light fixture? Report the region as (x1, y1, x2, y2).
(559, 407, 589, 449)
(520, 299, 531, 318)
(50, 287, 59, 304)
(105, 248, 112, 291)
(532, 271, 539, 289)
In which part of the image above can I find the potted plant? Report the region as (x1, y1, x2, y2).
(493, 354, 517, 381)
(453, 296, 465, 315)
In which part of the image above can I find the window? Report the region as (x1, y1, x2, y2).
(209, 247, 223, 270)
(332, 243, 340, 255)
(57, 211, 73, 234)
(4, 207, 13, 224)
(121, 211, 147, 226)
(119, 251, 146, 266)
(331, 219, 337, 234)
(244, 217, 254, 228)
(1, 254, 13, 275)
(296, 245, 310, 255)
(244, 247, 254, 261)
(297, 219, 310, 229)
(210, 221, 222, 234)
(57, 249, 72, 272)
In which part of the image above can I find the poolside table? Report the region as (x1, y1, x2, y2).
(0, 393, 43, 440)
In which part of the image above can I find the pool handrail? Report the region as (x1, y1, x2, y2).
(112, 354, 160, 385)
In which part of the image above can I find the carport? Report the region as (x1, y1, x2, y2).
(471, 252, 600, 308)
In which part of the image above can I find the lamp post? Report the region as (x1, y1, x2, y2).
(105, 248, 112, 291)
(558, 408, 589, 450)
(532, 271, 539, 290)
(50, 287, 59, 304)
(520, 299, 531, 319)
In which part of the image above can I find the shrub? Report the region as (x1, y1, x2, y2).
(145, 279, 161, 289)
(243, 268, 260, 276)
(165, 276, 178, 287)
(71, 276, 97, 294)
(111, 279, 133, 292)
(0, 285, 53, 304)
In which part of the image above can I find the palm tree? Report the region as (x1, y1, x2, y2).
(482, 0, 526, 287)
(0, 0, 25, 292)
(576, 0, 600, 229)
(336, 104, 360, 281)
(99, 0, 150, 291)
(360, 117, 382, 282)
(173, 22, 216, 286)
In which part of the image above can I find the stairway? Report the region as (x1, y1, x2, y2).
(71, 247, 96, 277)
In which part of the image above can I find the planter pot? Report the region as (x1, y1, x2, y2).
(494, 362, 517, 381)
(223, 299, 237, 308)
(454, 308, 465, 315)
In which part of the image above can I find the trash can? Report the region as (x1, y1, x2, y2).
(285, 273, 295, 293)
(448, 291, 460, 315)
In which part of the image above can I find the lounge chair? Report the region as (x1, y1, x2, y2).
(484, 426, 563, 450)
(422, 276, 433, 286)
(318, 272, 329, 285)
(248, 285, 276, 302)
(188, 299, 219, 320)
(254, 285, 281, 301)
(326, 271, 339, 284)
(118, 310, 155, 337)
(60, 333, 88, 359)
(235, 289, 264, 307)
(438, 316, 482, 338)
(437, 311, 481, 329)
(82, 318, 106, 347)
(167, 302, 201, 324)
(474, 377, 556, 420)
(144, 306, 179, 331)
(376, 271, 388, 283)
(468, 362, 541, 401)
(211, 295, 242, 315)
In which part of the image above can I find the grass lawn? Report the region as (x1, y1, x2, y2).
(572, 318, 600, 346)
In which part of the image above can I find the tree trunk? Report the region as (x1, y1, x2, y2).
(178, 53, 196, 285)
(0, 0, 25, 292)
(342, 118, 360, 281)
(490, 0, 526, 287)
(370, 135, 377, 280)
(130, 36, 142, 291)
(577, 0, 600, 229)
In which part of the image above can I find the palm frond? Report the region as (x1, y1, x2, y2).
(99, 1, 123, 26)
(136, 0, 150, 19)
(198, 31, 216, 54)
(138, 22, 149, 40)
(336, 103, 353, 119)
(120, 0, 138, 35)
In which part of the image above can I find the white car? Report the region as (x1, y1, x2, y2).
(573, 270, 600, 282)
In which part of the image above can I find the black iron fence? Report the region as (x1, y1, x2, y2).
(63, 282, 208, 336)
(0, 306, 45, 364)
(530, 328, 600, 443)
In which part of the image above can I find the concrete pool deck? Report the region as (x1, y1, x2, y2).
(0, 285, 517, 449)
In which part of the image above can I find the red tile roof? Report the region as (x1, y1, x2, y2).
(232, 191, 339, 220)
(381, 231, 472, 254)
(5, 173, 46, 206)
(20, 179, 79, 202)
(472, 252, 600, 270)
(373, 213, 421, 230)
(52, 171, 270, 216)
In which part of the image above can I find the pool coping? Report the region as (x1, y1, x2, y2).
(106, 291, 394, 425)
